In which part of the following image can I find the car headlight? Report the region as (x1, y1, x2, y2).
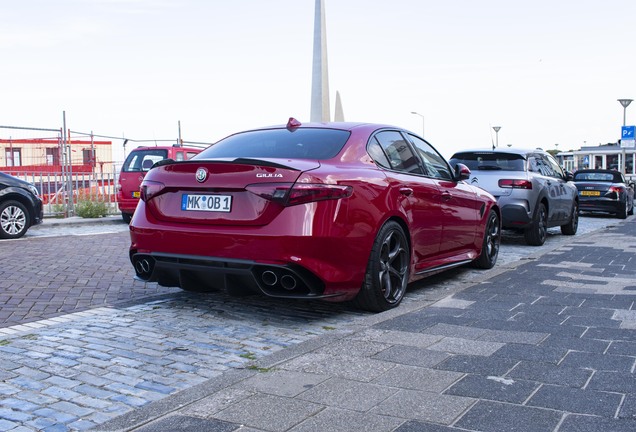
(27, 184, 39, 197)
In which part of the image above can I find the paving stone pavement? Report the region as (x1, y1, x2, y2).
(1, 215, 635, 431)
(96, 219, 636, 432)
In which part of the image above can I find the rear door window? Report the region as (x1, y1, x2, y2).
(544, 154, 565, 180)
(372, 130, 423, 174)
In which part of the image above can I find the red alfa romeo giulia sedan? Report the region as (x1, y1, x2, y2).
(129, 119, 500, 312)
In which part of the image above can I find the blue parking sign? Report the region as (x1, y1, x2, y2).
(622, 126, 635, 139)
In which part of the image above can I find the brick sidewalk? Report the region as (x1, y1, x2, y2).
(0, 231, 178, 327)
(98, 221, 636, 432)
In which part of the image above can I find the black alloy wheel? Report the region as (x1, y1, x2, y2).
(355, 221, 410, 312)
(561, 201, 579, 235)
(524, 203, 548, 246)
(473, 210, 500, 269)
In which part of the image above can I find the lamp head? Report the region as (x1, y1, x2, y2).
(618, 99, 633, 108)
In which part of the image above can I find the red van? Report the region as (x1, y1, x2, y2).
(117, 145, 202, 223)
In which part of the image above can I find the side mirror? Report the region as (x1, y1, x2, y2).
(565, 171, 574, 181)
(454, 163, 471, 181)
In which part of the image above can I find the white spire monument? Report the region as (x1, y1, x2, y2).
(310, 0, 330, 123)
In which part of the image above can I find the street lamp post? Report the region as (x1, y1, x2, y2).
(618, 99, 633, 174)
(411, 111, 425, 138)
(492, 126, 501, 150)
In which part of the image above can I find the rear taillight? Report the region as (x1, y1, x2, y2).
(246, 183, 352, 206)
(287, 184, 353, 205)
(140, 180, 165, 202)
(499, 179, 532, 189)
(607, 186, 622, 199)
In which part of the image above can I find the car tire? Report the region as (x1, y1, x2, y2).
(0, 200, 30, 239)
(122, 213, 132, 224)
(524, 202, 548, 246)
(561, 201, 579, 235)
(354, 221, 410, 312)
(472, 210, 500, 269)
(618, 202, 628, 219)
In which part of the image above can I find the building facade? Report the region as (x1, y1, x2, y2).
(556, 143, 636, 179)
(1, 137, 113, 174)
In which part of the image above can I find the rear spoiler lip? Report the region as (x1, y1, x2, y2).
(159, 157, 321, 172)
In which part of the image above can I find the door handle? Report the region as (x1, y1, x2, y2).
(399, 187, 413, 196)
(441, 191, 452, 201)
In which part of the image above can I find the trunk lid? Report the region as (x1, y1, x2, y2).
(142, 158, 320, 226)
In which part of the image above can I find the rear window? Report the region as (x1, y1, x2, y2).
(122, 149, 168, 172)
(573, 172, 620, 182)
(450, 152, 526, 172)
(196, 128, 350, 160)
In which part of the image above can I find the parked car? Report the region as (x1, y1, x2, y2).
(449, 148, 578, 246)
(572, 169, 634, 219)
(0, 172, 44, 239)
(128, 119, 501, 312)
(117, 145, 202, 223)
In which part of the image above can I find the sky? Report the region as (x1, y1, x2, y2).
(1, 0, 635, 163)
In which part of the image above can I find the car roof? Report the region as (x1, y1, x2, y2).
(451, 148, 546, 157)
(243, 120, 399, 134)
(129, 145, 202, 151)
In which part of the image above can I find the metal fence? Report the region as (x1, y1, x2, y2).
(10, 168, 120, 217)
(1, 121, 121, 217)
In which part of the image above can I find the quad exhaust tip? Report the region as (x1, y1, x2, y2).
(260, 270, 299, 291)
(261, 270, 278, 286)
(133, 255, 155, 280)
(280, 274, 297, 290)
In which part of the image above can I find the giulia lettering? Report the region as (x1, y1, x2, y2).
(256, 173, 283, 178)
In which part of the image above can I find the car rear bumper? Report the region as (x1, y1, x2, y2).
(128, 204, 371, 301)
(500, 201, 532, 228)
(117, 196, 139, 214)
(579, 198, 623, 214)
(129, 251, 348, 299)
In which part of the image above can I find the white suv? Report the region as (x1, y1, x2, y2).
(450, 148, 579, 246)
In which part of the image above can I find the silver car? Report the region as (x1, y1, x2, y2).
(450, 148, 578, 246)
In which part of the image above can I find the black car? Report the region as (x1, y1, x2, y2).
(0, 172, 44, 239)
(572, 169, 634, 219)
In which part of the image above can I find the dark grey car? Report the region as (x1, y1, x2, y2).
(450, 148, 578, 246)
(0, 172, 44, 239)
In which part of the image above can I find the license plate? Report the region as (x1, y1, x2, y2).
(132, 191, 140, 198)
(581, 191, 600, 196)
(181, 194, 232, 212)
